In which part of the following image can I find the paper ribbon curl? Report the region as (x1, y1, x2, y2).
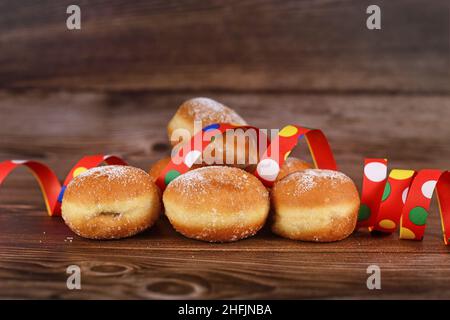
(155, 123, 337, 190)
(358, 158, 450, 244)
(253, 124, 337, 186)
(0, 155, 127, 216)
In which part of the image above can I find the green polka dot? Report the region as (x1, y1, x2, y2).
(382, 182, 391, 202)
(164, 169, 181, 185)
(358, 204, 371, 221)
(409, 206, 428, 226)
(210, 136, 215, 142)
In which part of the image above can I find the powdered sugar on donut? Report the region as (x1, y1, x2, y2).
(187, 97, 246, 124)
(67, 165, 148, 196)
(281, 169, 351, 196)
(72, 165, 134, 183)
(169, 166, 256, 196)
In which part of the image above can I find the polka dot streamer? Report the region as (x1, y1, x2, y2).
(253, 124, 337, 185)
(155, 123, 337, 189)
(0, 155, 127, 216)
(156, 123, 266, 189)
(358, 159, 450, 245)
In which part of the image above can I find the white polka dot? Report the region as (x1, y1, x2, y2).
(402, 187, 409, 204)
(11, 160, 27, 164)
(184, 150, 202, 168)
(364, 162, 387, 182)
(256, 159, 280, 181)
(421, 180, 437, 199)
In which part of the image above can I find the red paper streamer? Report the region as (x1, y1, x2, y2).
(358, 159, 450, 244)
(156, 123, 336, 189)
(253, 125, 337, 187)
(0, 155, 127, 216)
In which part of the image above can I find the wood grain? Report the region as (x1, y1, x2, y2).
(0, 90, 449, 299)
(0, 0, 449, 93)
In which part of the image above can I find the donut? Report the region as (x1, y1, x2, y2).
(271, 169, 359, 242)
(276, 157, 312, 181)
(167, 98, 256, 168)
(62, 165, 161, 240)
(167, 97, 247, 143)
(163, 166, 270, 242)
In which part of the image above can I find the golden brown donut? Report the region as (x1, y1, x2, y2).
(271, 169, 359, 242)
(276, 157, 312, 181)
(163, 166, 270, 242)
(167, 97, 247, 143)
(167, 98, 255, 168)
(62, 165, 161, 240)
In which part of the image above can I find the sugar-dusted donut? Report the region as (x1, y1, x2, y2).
(167, 98, 256, 168)
(276, 157, 312, 181)
(167, 97, 247, 143)
(163, 166, 270, 242)
(62, 165, 161, 239)
(271, 169, 359, 242)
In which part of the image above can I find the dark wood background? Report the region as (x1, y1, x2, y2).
(1, 0, 449, 93)
(0, 0, 449, 299)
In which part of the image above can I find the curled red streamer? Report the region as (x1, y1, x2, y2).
(358, 159, 450, 244)
(156, 123, 336, 189)
(0, 155, 127, 216)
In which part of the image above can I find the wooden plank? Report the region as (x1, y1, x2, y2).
(0, 90, 449, 298)
(3, 238, 450, 299)
(1, 208, 450, 299)
(0, 0, 449, 92)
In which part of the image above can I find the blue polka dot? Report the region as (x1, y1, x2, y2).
(202, 123, 220, 132)
(57, 186, 67, 203)
(297, 134, 305, 141)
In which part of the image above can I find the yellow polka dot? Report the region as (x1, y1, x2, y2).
(284, 151, 291, 160)
(279, 125, 298, 137)
(73, 167, 88, 178)
(400, 227, 416, 240)
(389, 169, 415, 180)
(379, 219, 396, 229)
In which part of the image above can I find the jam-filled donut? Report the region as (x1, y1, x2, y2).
(163, 166, 270, 242)
(271, 169, 359, 242)
(62, 165, 161, 240)
(167, 97, 247, 144)
(167, 98, 256, 168)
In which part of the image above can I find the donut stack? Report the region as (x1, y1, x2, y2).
(61, 97, 360, 242)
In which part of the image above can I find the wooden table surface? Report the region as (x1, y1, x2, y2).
(0, 0, 449, 299)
